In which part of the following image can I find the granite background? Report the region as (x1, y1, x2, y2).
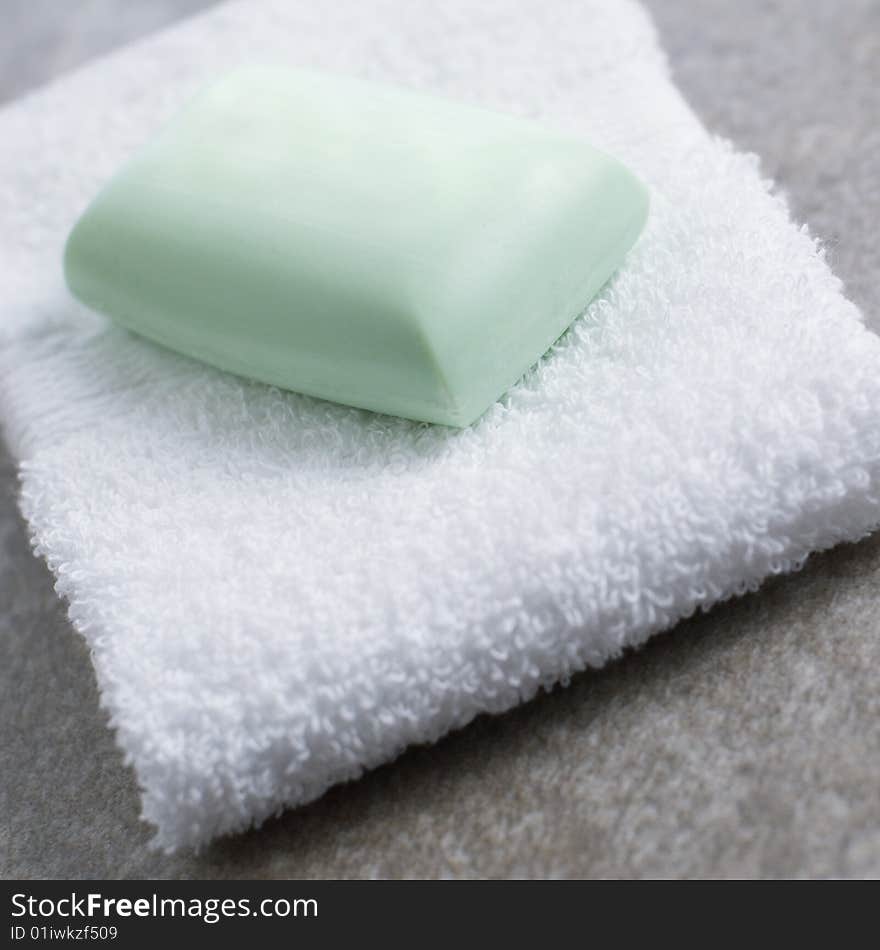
(1, 0, 878, 878)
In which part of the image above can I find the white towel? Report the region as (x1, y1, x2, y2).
(2, 0, 879, 853)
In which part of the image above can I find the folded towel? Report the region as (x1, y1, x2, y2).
(2, 0, 879, 853)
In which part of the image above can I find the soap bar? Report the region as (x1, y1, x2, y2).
(64, 67, 648, 426)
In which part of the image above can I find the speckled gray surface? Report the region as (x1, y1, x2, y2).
(2, 0, 879, 879)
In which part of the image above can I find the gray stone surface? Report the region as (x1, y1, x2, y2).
(1, 0, 879, 878)
(0, 0, 219, 105)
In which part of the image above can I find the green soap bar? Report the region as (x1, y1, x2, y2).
(64, 67, 648, 427)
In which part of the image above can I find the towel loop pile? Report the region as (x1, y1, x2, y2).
(1, 0, 879, 851)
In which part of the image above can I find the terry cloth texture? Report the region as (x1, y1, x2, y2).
(2, 0, 880, 852)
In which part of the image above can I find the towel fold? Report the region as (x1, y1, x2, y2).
(2, 0, 879, 852)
